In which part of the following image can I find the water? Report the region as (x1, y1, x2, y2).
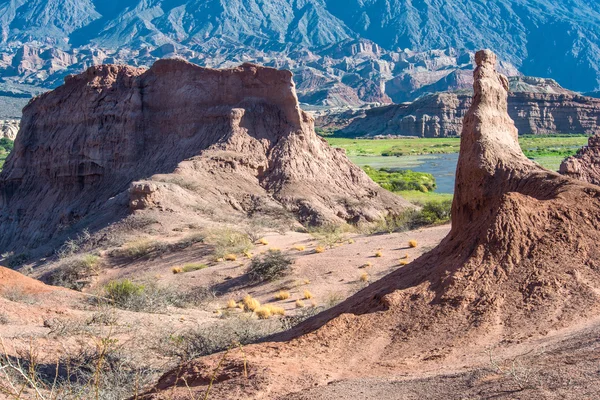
(350, 154, 459, 194)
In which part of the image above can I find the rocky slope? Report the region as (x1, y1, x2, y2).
(338, 77, 600, 137)
(560, 135, 600, 185)
(2, 0, 600, 108)
(141, 50, 600, 399)
(0, 60, 409, 252)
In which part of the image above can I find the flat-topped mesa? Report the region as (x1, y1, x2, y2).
(0, 59, 409, 252)
(560, 135, 600, 186)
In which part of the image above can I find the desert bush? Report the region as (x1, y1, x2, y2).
(1, 287, 37, 304)
(247, 250, 293, 283)
(295, 299, 305, 308)
(408, 240, 418, 248)
(172, 232, 205, 250)
(104, 280, 145, 307)
(111, 238, 163, 259)
(360, 272, 369, 282)
(160, 315, 283, 361)
(47, 254, 100, 290)
(309, 224, 347, 248)
(205, 228, 252, 259)
(56, 229, 92, 259)
(303, 290, 314, 300)
(274, 290, 291, 300)
(0, 333, 157, 400)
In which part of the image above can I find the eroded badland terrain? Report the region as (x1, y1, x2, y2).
(1, 50, 600, 400)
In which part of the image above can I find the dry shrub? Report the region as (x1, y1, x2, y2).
(292, 245, 305, 251)
(247, 250, 293, 283)
(409, 240, 418, 248)
(226, 299, 237, 309)
(242, 295, 261, 312)
(315, 246, 325, 254)
(172, 267, 183, 274)
(47, 254, 100, 290)
(295, 299, 305, 308)
(274, 290, 291, 300)
(255, 307, 272, 319)
(303, 290, 314, 300)
(224, 254, 237, 261)
(360, 272, 369, 282)
(205, 228, 252, 258)
(264, 305, 285, 316)
(375, 251, 383, 257)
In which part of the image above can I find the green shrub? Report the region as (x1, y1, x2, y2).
(418, 200, 452, 225)
(247, 250, 293, 282)
(104, 280, 146, 307)
(363, 166, 436, 193)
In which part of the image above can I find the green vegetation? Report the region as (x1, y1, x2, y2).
(327, 137, 460, 157)
(327, 134, 588, 161)
(0, 138, 13, 170)
(362, 165, 436, 193)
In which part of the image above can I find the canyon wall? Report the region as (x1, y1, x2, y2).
(339, 87, 600, 137)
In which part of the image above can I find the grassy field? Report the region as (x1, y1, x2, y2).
(327, 134, 589, 172)
(327, 134, 588, 157)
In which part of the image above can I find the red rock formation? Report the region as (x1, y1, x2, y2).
(560, 135, 600, 185)
(141, 50, 600, 399)
(0, 60, 409, 252)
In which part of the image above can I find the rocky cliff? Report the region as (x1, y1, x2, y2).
(339, 80, 600, 137)
(0, 60, 409, 252)
(560, 135, 600, 186)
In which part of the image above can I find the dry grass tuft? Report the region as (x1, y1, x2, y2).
(348, 238, 355, 244)
(224, 254, 237, 261)
(265, 304, 286, 316)
(401, 253, 409, 259)
(315, 246, 325, 254)
(182, 263, 208, 272)
(399, 260, 409, 266)
(293, 245, 306, 251)
(409, 240, 418, 248)
(226, 299, 237, 309)
(375, 251, 383, 257)
(243, 295, 261, 312)
(303, 290, 314, 300)
(172, 267, 183, 274)
(243, 250, 253, 259)
(295, 299, 305, 308)
(274, 290, 291, 300)
(360, 272, 369, 282)
(255, 307, 272, 319)
(257, 238, 269, 246)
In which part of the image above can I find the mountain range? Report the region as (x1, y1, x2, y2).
(0, 0, 599, 116)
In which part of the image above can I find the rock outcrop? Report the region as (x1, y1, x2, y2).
(339, 79, 600, 137)
(0, 60, 409, 252)
(0, 119, 19, 140)
(560, 135, 600, 185)
(143, 50, 600, 399)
